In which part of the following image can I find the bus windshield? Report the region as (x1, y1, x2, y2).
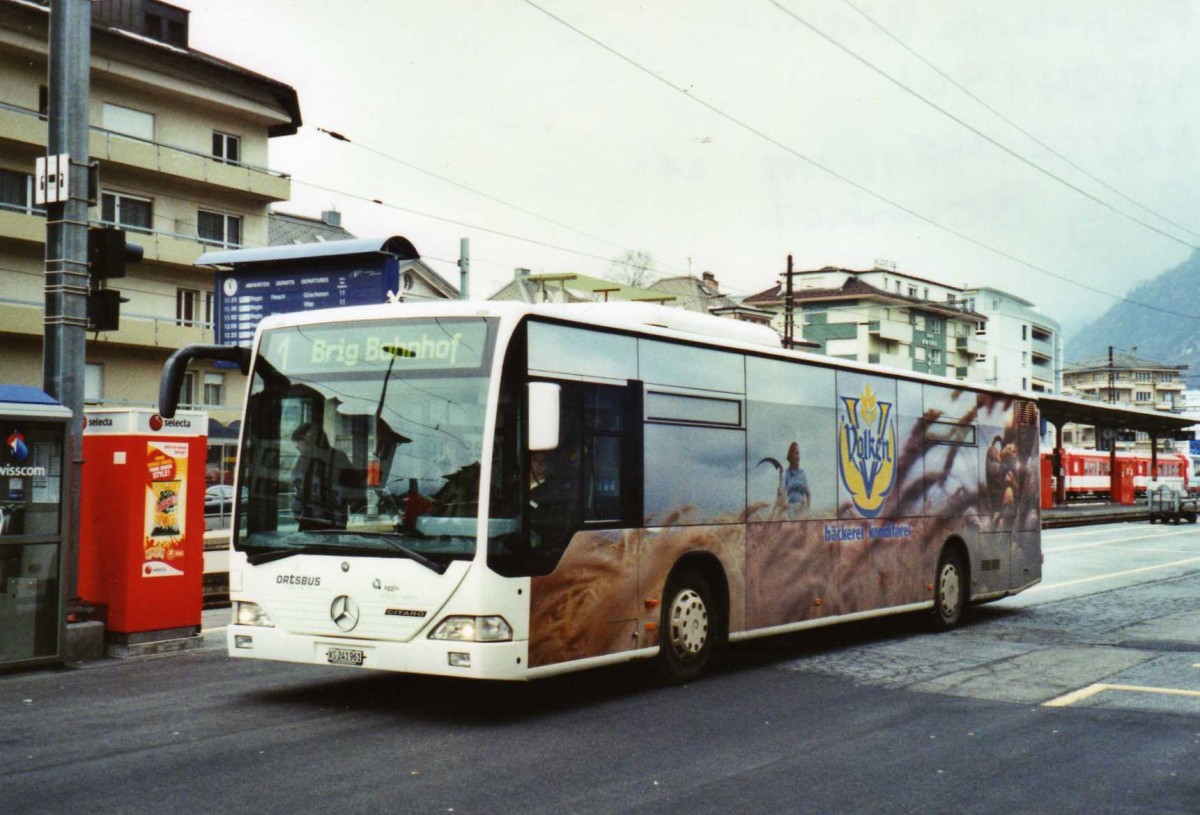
(235, 317, 497, 570)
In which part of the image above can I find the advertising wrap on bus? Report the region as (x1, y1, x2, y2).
(525, 362, 1040, 670)
(162, 300, 1042, 683)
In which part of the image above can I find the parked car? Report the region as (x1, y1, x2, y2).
(205, 484, 235, 515)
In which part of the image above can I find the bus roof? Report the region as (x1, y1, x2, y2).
(252, 299, 1039, 400)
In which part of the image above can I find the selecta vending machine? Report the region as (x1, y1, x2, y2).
(79, 408, 207, 649)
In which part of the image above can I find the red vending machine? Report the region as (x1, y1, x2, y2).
(79, 408, 208, 648)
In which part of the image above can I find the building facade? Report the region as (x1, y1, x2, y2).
(961, 287, 1061, 393)
(743, 266, 988, 380)
(1060, 351, 1187, 448)
(0, 0, 300, 433)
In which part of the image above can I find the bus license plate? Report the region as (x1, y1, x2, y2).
(326, 647, 365, 666)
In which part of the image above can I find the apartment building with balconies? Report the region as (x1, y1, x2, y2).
(0, 0, 300, 430)
(742, 265, 987, 380)
(1059, 351, 1187, 448)
(960, 287, 1061, 393)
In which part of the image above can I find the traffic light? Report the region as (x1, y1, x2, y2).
(86, 227, 142, 331)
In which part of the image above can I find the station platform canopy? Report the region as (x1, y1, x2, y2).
(1037, 393, 1195, 439)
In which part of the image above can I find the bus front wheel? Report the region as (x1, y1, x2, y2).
(658, 570, 714, 682)
(930, 548, 966, 631)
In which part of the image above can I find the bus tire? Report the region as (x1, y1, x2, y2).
(930, 547, 966, 631)
(658, 570, 714, 683)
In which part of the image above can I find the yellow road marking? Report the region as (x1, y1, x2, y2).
(1045, 683, 1200, 707)
(1029, 555, 1200, 592)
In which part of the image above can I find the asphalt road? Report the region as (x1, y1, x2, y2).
(3, 522, 1200, 814)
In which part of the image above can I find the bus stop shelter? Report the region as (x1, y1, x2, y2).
(1038, 394, 1196, 505)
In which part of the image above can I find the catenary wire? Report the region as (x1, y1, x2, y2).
(516, 0, 1200, 323)
(764, 0, 1200, 252)
(840, 0, 1200, 243)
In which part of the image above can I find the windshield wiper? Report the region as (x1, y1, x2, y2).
(243, 532, 447, 572)
(245, 542, 345, 565)
(340, 531, 446, 573)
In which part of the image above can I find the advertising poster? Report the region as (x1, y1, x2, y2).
(144, 441, 189, 577)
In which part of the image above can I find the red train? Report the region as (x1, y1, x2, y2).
(1042, 448, 1193, 500)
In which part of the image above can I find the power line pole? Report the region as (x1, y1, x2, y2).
(783, 254, 795, 349)
(1107, 345, 1115, 405)
(43, 0, 92, 609)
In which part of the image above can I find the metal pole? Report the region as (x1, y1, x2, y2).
(43, 0, 92, 609)
(783, 254, 794, 349)
(458, 237, 469, 300)
(1108, 345, 1115, 404)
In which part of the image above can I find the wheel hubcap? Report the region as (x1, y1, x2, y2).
(667, 588, 708, 661)
(939, 564, 961, 618)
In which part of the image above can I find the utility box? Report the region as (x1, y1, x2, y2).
(0, 385, 70, 670)
(79, 409, 207, 647)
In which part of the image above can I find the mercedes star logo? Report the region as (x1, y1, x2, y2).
(330, 595, 360, 632)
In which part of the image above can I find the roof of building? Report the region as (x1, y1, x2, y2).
(3, 0, 302, 136)
(269, 212, 357, 246)
(645, 275, 738, 313)
(1065, 352, 1188, 373)
(488, 272, 670, 304)
(744, 275, 985, 321)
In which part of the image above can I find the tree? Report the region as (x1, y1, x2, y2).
(609, 250, 657, 288)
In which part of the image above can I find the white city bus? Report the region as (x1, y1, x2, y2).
(161, 300, 1041, 681)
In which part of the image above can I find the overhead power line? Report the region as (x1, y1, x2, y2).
(314, 127, 642, 258)
(764, 0, 1200, 252)
(840, 0, 1200, 244)
(516, 0, 1200, 323)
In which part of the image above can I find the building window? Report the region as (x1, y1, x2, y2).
(203, 373, 225, 406)
(907, 285, 917, 297)
(102, 103, 154, 141)
(181, 371, 196, 407)
(975, 321, 985, 335)
(1136, 391, 1152, 402)
(929, 348, 943, 366)
(176, 287, 212, 328)
(212, 131, 241, 164)
(38, 85, 49, 118)
(930, 318, 943, 335)
(0, 169, 44, 215)
(84, 363, 103, 403)
(101, 192, 152, 233)
(198, 210, 242, 248)
(1022, 325, 1028, 340)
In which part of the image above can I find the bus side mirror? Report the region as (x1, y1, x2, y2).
(527, 382, 561, 451)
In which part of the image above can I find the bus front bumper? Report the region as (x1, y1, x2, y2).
(227, 625, 531, 680)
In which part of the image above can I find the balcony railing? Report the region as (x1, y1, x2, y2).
(0, 295, 213, 347)
(0, 101, 289, 199)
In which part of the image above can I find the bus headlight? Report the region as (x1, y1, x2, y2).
(235, 601, 275, 628)
(429, 615, 512, 642)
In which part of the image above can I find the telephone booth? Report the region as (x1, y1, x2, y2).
(0, 386, 70, 670)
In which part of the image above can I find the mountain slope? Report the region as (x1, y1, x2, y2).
(1066, 250, 1200, 379)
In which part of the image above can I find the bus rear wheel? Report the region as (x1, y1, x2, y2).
(658, 570, 714, 683)
(930, 548, 966, 631)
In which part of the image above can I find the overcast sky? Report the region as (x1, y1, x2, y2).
(181, 0, 1200, 338)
